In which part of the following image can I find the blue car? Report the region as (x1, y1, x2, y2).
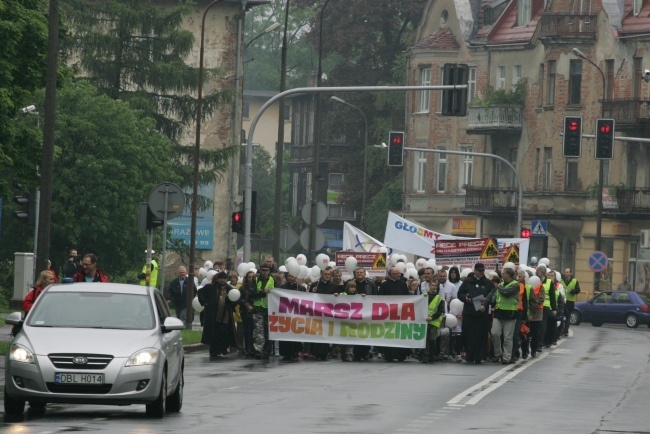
(569, 290, 650, 329)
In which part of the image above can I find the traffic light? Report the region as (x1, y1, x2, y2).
(441, 63, 468, 116)
(520, 228, 531, 238)
(387, 131, 404, 166)
(595, 119, 615, 160)
(138, 202, 163, 231)
(562, 116, 582, 158)
(13, 189, 36, 225)
(231, 211, 244, 234)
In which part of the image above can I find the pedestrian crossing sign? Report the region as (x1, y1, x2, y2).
(531, 220, 547, 237)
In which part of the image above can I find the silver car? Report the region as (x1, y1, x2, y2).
(4, 283, 185, 418)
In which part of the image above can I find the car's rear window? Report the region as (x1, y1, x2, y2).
(637, 292, 650, 305)
(27, 292, 155, 330)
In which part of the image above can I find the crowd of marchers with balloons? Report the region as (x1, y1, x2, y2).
(183, 251, 573, 364)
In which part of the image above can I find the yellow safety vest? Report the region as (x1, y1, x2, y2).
(428, 295, 443, 327)
(253, 276, 275, 308)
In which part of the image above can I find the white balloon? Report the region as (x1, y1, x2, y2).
(328, 261, 336, 268)
(426, 259, 436, 269)
(237, 262, 250, 276)
(503, 262, 516, 271)
(311, 265, 321, 278)
(287, 261, 300, 277)
(539, 257, 550, 267)
(527, 275, 541, 288)
(199, 267, 207, 278)
(438, 327, 450, 337)
(207, 269, 217, 281)
(379, 246, 388, 254)
(296, 254, 307, 266)
(400, 254, 408, 263)
(396, 262, 407, 275)
(298, 265, 309, 279)
(345, 256, 358, 273)
(250, 268, 257, 274)
(285, 257, 296, 266)
(415, 258, 427, 269)
(460, 268, 472, 279)
(192, 296, 204, 313)
(445, 313, 458, 329)
(248, 262, 256, 270)
(316, 253, 330, 270)
(450, 299, 464, 316)
(341, 273, 352, 282)
(405, 262, 415, 270)
(204, 260, 213, 269)
(391, 255, 401, 266)
(278, 265, 288, 273)
(555, 271, 561, 281)
(227, 288, 241, 302)
(408, 268, 420, 279)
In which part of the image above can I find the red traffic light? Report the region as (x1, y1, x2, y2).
(599, 123, 612, 134)
(520, 228, 531, 238)
(391, 135, 402, 145)
(232, 212, 242, 223)
(568, 120, 580, 131)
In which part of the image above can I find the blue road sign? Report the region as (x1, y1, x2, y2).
(531, 220, 547, 237)
(588, 251, 608, 273)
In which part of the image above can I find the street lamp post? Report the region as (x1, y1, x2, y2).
(308, 0, 332, 263)
(245, 22, 281, 49)
(329, 96, 368, 229)
(572, 47, 606, 292)
(188, 0, 224, 329)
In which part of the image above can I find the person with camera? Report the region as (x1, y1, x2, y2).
(62, 249, 81, 279)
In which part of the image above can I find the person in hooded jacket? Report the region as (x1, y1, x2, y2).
(457, 263, 494, 364)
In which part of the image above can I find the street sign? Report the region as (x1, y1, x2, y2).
(300, 227, 325, 251)
(301, 201, 327, 226)
(280, 226, 300, 252)
(588, 251, 608, 273)
(148, 183, 185, 220)
(531, 220, 547, 237)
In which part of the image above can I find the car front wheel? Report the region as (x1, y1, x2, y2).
(625, 313, 640, 329)
(4, 389, 25, 416)
(569, 310, 581, 326)
(166, 366, 183, 413)
(146, 370, 167, 418)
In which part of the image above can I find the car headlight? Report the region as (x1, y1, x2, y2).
(126, 348, 159, 366)
(9, 343, 35, 364)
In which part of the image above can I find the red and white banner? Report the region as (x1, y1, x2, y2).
(268, 288, 428, 348)
(335, 251, 387, 278)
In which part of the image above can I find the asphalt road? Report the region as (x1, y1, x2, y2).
(2, 323, 649, 433)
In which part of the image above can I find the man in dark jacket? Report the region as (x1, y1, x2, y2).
(198, 271, 238, 359)
(378, 267, 411, 362)
(166, 266, 188, 320)
(309, 267, 338, 360)
(457, 263, 494, 364)
(73, 253, 109, 282)
(352, 267, 376, 295)
(279, 273, 305, 361)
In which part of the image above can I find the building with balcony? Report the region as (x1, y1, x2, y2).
(402, 0, 650, 292)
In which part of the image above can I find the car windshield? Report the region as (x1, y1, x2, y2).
(637, 292, 650, 305)
(27, 292, 155, 330)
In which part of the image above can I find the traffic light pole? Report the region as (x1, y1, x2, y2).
(403, 147, 523, 238)
(242, 84, 467, 262)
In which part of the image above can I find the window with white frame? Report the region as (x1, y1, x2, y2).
(512, 65, 522, 85)
(413, 151, 427, 192)
(306, 172, 312, 202)
(328, 204, 356, 219)
(544, 147, 552, 190)
(566, 158, 579, 191)
(438, 67, 445, 112)
(419, 67, 431, 112)
(292, 173, 299, 216)
(496, 66, 506, 90)
(517, 0, 532, 25)
(468, 67, 477, 103)
(633, 0, 642, 15)
(437, 148, 447, 192)
(459, 145, 474, 192)
(568, 60, 582, 105)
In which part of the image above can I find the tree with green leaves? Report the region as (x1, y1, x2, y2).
(48, 81, 180, 276)
(0, 0, 48, 199)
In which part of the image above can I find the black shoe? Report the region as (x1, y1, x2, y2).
(475, 360, 482, 364)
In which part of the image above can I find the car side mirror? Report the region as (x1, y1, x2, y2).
(162, 316, 184, 333)
(5, 312, 24, 326)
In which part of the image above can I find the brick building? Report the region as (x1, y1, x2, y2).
(403, 0, 650, 293)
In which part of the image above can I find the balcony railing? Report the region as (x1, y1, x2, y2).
(539, 13, 598, 38)
(467, 105, 522, 134)
(600, 98, 650, 126)
(612, 187, 650, 214)
(463, 186, 517, 214)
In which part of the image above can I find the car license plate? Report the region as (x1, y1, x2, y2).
(55, 373, 104, 384)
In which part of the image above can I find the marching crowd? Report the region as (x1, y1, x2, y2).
(180, 255, 581, 364)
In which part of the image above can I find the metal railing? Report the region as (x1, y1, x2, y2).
(467, 105, 522, 132)
(539, 13, 598, 38)
(614, 187, 650, 213)
(463, 186, 518, 213)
